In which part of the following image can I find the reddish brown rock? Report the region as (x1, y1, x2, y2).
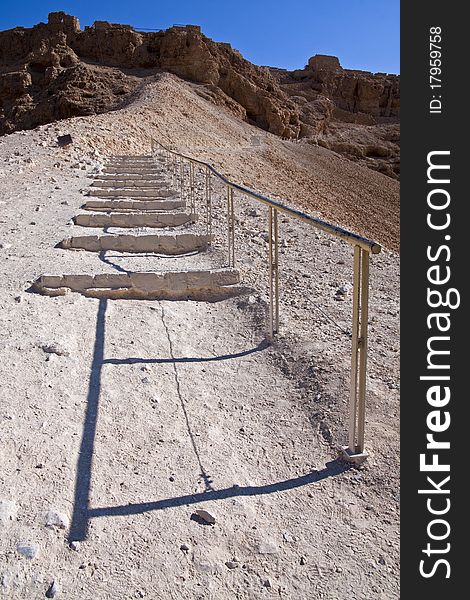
(0, 14, 300, 139)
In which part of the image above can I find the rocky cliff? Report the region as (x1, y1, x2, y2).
(0, 12, 399, 177)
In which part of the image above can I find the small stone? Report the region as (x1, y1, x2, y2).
(180, 543, 190, 552)
(247, 295, 257, 304)
(258, 541, 278, 555)
(263, 579, 272, 588)
(378, 556, 386, 565)
(17, 541, 39, 560)
(300, 556, 306, 565)
(192, 509, 216, 525)
(45, 510, 70, 530)
(282, 531, 294, 543)
(225, 561, 239, 570)
(247, 208, 261, 217)
(14, 295, 22, 303)
(0, 499, 17, 524)
(40, 343, 70, 357)
(45, 581, 58, 598)
(335, 283, 353, 298)
(61, 201, 69, 206)
(70, 541, 80, 552)
(0, 242, 12, 249)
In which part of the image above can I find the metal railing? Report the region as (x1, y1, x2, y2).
(150, 137, 382, 462)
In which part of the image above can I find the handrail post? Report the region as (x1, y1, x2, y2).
(179, 157, 184, 202)
(190, 162, 195, 215)
(205, 166, 212, 239)
(226, 186, 235, 267)
(274, 208, 279, 333)
(356, 249, 370, 453)
(268, 207, 279, 338)
(345, 246, 370, 463)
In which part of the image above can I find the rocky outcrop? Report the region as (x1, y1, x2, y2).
(270, 55, 400, 178)
(0, 13, 300, 139)
(273, 54, 399, 120)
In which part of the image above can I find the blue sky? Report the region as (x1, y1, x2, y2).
(0, 1, 400, 74)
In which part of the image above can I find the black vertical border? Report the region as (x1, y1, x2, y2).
(401, 2, 466, 597)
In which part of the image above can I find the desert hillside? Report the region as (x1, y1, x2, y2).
(1, 14, 399, 600)
(1, 12, 399, 179)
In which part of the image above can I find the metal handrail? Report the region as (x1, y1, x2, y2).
(151, 138, 381, 254)
(150, 136, 380, 462)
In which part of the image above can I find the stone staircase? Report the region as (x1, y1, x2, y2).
(33, 154, 242, 300)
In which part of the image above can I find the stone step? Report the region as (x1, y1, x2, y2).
(57, 232, 212, 254)
(73, 212, 196, 228)
(32, 268, 242, 300)
(92, 174, 166, 182)
(105, 156, 154, 161)
(88, 188, 175, 198)
(103, 165, 159, 171)
(104, 156, 155, 163)
(91, 180, 169, 188)
(99, 169, 165, 177)
(92, 171, 165, 181)
(103, 161, 158, 167)
(82, 199, 185, 211)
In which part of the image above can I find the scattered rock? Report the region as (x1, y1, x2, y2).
(0, 499, 17, 524)
(45, 581, 58, 598)
(225, 561, 239, 570)
(282, 531, 294, 543)
(258, 541, 279, 555)
(263, 578, 272, 588)
(44, 510, 70, 530)
(180, 543, 190, 552)
(335, 283, 353, 300)
(69, 541, 80, 552)
(16, 541, 39, 560)
(191, 509, 216, 525)
(40, 343, 70, 357)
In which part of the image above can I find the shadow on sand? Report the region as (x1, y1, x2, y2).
(68, 254, 351, 542)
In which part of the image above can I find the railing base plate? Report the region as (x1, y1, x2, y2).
(340, 446, 368, 466)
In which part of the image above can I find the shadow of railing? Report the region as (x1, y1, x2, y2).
(88, 459, 350, 519)
(68, 297, 295, 543)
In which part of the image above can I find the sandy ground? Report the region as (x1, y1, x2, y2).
(0, 74, 399, 599)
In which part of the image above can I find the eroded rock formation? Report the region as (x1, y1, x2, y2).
(0, 13, 400, 177)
